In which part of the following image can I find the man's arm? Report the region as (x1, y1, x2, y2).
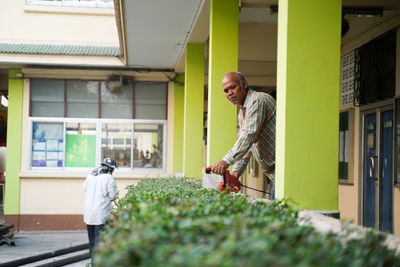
(232, 149, 252, 176)
(107, 177, 118, 201)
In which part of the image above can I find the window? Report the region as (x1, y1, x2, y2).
(31, 79, 64, 117)
(30, 119, 166, 171)
(133, 123, 164, 168)
(32, 122, 63, 167)
(67, 81, 99, 118)
(339, 111, 349, 180)
(101, 82, 133, 119)
(27, 0, 113, 8)
(357, 30, 396, 105)
(135, 83, 167, 120)
(30, 79, 167, 120)
(102, 123, 132, 168)
(65, 123, 97, 167)
(30, 78, 168, 172)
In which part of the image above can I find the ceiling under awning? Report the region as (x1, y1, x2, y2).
(117, 0, 202, 69)
(116, 0, 400, 71)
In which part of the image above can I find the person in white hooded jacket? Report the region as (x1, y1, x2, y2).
(83, 157, 118, 258)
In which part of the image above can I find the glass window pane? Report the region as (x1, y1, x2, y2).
(31, 79, 64, 117)
(32, 122, 64, 167)
(101, 81, 132, 119)
(27, 0, 113, 8)
(102, 123, 132, 168)
(134, 83, 166, 119)
(133, 123, 163, 168)
(67, 80, 99, 118)
(339, 111, 349, 180)
(65, 123, 96, 167)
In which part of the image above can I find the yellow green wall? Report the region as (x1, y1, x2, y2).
(207, 0, 239, 166)
(5, 69, 23, 214)
(276, 0, 341, 210)
(183, 43, 205, 178)
(173, 75, 185, 174)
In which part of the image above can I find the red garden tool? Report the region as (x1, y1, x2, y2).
(203, 166, 241, 194)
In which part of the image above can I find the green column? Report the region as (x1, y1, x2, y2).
(173, 74, 185, 174)
(183, 43, 205, 178)
(207, 0, 239, 166)
(5, 69, 23, 215)
(276, 0, 341, 210)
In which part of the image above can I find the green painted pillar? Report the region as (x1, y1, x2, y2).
(173, 74, 185, 174)
(183, 43, 205, 178)
(207, 0, 239, 166)
(276, 0, 342, 210)
(5, 69, 23, 215)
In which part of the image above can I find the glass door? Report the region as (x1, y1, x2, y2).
(362, 106, 393, 233)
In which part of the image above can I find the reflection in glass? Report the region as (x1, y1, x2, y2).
(101, 81, 132, 119)
(32, 122, 63, 167)
(134, 83, 166, 119)
(65, 123, 96, 167)
(31, 79, 64, 117)
(67, 80, 99, 118)
(133, 123, 163, 168)
(102, 123, 132, 168)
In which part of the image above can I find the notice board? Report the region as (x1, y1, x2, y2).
(65, 134, 96, 167)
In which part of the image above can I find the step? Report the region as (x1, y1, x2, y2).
(20, 249, 90, 267)
(1, 243, 89, 267)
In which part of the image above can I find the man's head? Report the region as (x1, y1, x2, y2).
(101, 157, 118, 173)
(222, 72, 249, 106)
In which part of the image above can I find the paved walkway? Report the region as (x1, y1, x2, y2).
(0, 230, 90, 266)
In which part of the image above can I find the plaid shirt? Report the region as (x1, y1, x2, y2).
(223, 89, 276, 181)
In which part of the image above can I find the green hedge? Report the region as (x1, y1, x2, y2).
(95, 178, 400, 266)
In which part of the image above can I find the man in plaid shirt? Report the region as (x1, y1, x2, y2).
(212, 72, 276, 197)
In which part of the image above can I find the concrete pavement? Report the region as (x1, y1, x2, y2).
(0, 230, 90, 266)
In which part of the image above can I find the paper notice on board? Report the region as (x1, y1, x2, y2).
(32, 151, 45, 160)
(46, 160, 59, 167)
(33, 140, 46, 151)
(46, 151, 59, 160)
(47, 139, 59, 151)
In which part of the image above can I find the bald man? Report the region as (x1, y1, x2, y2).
(212, 72, 276, 197)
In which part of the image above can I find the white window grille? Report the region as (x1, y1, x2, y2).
(29, 78, 168, 173)
(340, 51, 355, 106)
(29, 118, 167, 173)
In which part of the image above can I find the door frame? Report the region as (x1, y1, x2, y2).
(359, 99, 394, 230)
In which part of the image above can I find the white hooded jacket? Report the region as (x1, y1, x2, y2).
(83, 172, 117, 225)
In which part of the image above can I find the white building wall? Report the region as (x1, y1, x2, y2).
(20, 178, 139, 214)
(18, 69, 174, 215)
(0, 0, 118, 46)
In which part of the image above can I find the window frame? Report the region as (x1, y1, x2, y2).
(339, 108, 354, 184)
(339, 111, 349, 181)
(29, 78, 168, 120)
(26, 0, 113, 8)
(28, 117, 168, 174)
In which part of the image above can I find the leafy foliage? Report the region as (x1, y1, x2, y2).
(94, 178, 400, 267)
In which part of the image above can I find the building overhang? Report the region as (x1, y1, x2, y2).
(115, 0, 400, 74)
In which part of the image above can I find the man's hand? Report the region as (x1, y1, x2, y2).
(212, 160, 229, 175)
(231, 171, 239, 179)
(231, 171, 240, 184)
